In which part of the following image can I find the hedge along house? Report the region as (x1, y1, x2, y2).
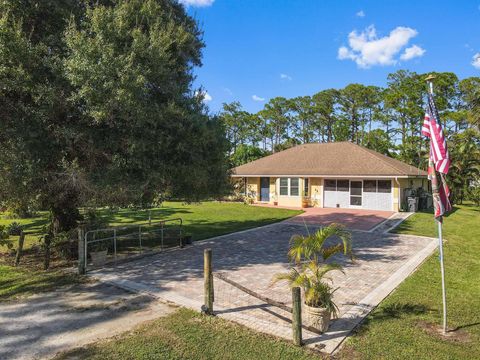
(231, 142, 428, 212)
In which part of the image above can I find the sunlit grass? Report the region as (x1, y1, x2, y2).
(339, 204, 480, 360)
(54, 308, 321, 360)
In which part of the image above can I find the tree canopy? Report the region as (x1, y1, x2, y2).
(219, 71, 480, 204)
(0, 0, 230, 232)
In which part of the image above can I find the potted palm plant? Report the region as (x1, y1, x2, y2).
(274, 223, 352, 333)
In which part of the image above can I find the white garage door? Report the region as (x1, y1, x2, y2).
(323, 180, 350, 208)
(323, 179, 392, 211)
(362, 180, 392, 211)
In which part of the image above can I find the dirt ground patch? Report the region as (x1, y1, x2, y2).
(416, 320, 472, 343)
(0, 281, 175, 360)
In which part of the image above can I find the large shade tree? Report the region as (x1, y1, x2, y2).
(0, 0, 230, 240)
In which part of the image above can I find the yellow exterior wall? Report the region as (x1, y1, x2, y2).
(278, 195, 302, 207)
(269, 178, 276, 204)
(246, 177, 260, 201)
(310, 177, 323, 207)
(393, 179, 400, 212)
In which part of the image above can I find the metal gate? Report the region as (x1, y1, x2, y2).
(82, 218, 183, 272)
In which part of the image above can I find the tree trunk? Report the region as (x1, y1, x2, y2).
(44, 215, 60, 270)
(44, 233, 52, 270)
(14, 231, 25, 266)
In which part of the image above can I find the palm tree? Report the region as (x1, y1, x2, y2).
(275, 261, 343, 316)
(287, 223, 353, 265)
(273, 223, 353, 319)
(449, 130, 480, 204)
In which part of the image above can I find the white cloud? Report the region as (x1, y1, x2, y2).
(280, 73, 292, 80)
(203, 92, 213, 102)
(400, 45, 425, 60)
(179, 0, 214, 7)
(252, 95, 265, 102)
(472, 53, 480, 69)
(356, 10, 365, 17)
(194, 90, 212, 102)
(338, 25, 423, 68)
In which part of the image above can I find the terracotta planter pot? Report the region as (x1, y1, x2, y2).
(90, 250, 108, 267)
(301, 200, 309, 208)
(303, 303, 331, 333)
(273, 201, 278, 206)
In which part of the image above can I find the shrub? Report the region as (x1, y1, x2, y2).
(0, 225, 13, 250)
(7, 222, 23, 236)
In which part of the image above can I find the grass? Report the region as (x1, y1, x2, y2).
(0, 210, 50, 248)
(98, 201, 302, 241)
(0, 201, 302, 247)
(0, 264, 83, 301)
(0, 202, 301, 301)
(55, 308, 320, 360)
(338, 204, 480, 360)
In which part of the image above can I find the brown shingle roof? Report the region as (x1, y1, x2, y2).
(232, 142, 427, 177)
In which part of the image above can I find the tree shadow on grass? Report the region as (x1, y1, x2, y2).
(353, 302, 430, 336)
(0, 270, 82, 302)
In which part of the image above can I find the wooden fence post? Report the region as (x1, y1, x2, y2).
(14, 231, 25, 267)
(78, 227, 86, 275)
(292, 287, 302, 346)
(204, 248, 213, 314)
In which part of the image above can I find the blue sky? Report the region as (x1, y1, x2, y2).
(182, 0, 480, 113)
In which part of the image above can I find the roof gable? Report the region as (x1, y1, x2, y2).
(232, 142, 427, 177)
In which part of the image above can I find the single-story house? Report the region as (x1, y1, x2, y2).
(231, 142, 428, 212)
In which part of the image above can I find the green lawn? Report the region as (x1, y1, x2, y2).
(338, 204, 480, 360)
(0, 201, 302, 247)
(98, 201, 302, 241)
(0, 202, 301, 301)
(0, 265, 83, 301)
(55, 308, 320, 360)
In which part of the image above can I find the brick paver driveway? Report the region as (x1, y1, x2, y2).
(256, 204, 394, 231)
(92, 219, 436, 354)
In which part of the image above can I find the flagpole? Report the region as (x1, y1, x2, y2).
(426, 74, 448, 335)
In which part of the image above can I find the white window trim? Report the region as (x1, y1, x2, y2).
(278, 177, 301, 197)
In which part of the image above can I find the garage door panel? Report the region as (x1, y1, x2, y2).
(363, 192, 378, 210)
(324, 191, 337, 208)
(337, 191, 349, 208)
(376, 192, 392, 211)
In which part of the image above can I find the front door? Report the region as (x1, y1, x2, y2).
(260, 177, 270, 202)
(350, 180, 362, 207)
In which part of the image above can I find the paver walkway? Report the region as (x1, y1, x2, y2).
(255, 205, 394, 231)
(91, 220, 437, 354)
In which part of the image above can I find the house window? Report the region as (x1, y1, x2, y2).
(378, 180, 392, 193)
(304, 178, 309, 196)
(324, 180, 336, 191)
(363, 180, 377, 192)
(290, 178, 299, 196)
(337, 180, 349, 192)
(279, 177, 300, 196)
(279, 178, 289, 196)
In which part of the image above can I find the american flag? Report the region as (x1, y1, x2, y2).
(422, 91, 451, 219)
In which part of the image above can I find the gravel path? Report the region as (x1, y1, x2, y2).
(0, 282, 174, 360)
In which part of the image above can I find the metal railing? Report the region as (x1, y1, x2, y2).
(83, 218, 183, 271)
